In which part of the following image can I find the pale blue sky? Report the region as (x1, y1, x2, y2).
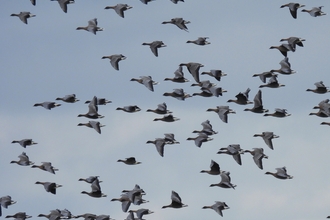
(1, 1, 330, 220)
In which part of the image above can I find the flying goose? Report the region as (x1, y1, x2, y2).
(206, 106, 236, 123)
(179, 62, 204, 83)
(153, 114, 180, 122)
(280, 3, 305, 19)
(142, 41, 166, 57)
(259, 75, 285, 88)
(0, 196, 16, 217)
(253, 71, 277, 83)
(10, 12, 35, 24)
(217, 144, 244, 165)
(193, 120, 218, 135)
(306, 81, 330, 94)
(34, 102, 61, 110)
(264, 108, 291, 117)
(302, 6, 326, 17)
(162, 191, 187, 208)
(202, 201, 229, 216)
(244, 148, 268, 169)
(244, 90, 269, 113)
(227, 88, 253, 105)
(50, 0, 74, 13)
(104, 4, 132, 18)
(253, 132, 279, 150)
(146, 103, 172, 115)
(186, 37, 210, 45)
(81, 179, 107, 198)
(163, 88, 191, 101)
(11, 139, 37, 148)
(10, 152, 34, 166)
(5, 212, 31, 219)
(130, 76, 158, 92)
(162, 18, 190, 31)
(187, 133, 213, 148)
(56, 94, 79, 103)
(76, 18, 103, 35)
(116, 105, 141, 113)
(164, 66, 189, 83)
(35, 181, 62, 194)
(265, 167, 293, 179)
(102, 54, 126, 71)
(117, 157, 141, 165)
(200, 160, 221, 175)
(270, 57, 295, 75)
(210, 171, 236, 189)
(77, 121, 105, 134)
(78, 96, 104, 119)
(31, 162, 58, 174)
(201, 69, 226, 81)
(146, 138, 167, 157)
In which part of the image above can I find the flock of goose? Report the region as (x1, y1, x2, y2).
(2, 1, 330, 220)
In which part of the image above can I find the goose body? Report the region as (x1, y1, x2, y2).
(265, 167, 293, 179)
(202, 201, 229, 216)
(34, 102, 61, 110)
(76, 18, 103, 35)
(130, 76, 158, 92)
(31, 162, 58, 174)
(164, 66, 189, 83)
(147, 103, 172, 115)
(104, 4, 132, 18)
(10, 152, 34, 166)
(162, 191, 187, 208)
(162, 17, 190, 31)
(102, 54, 126, 71)
(210, 172, 236, 189)
(10, 12, 35, 24)
(244, 148, 268, 169)
(217, 144, 244, 165)
(186, 37, 210, 45)
(253, 132, 279, 150)
(180, 62, 204, 83)
(11, 139, 37, 148)
(142, 41, 166, 57)
(280, 3, 305, 19)
(200, 160, 221, 175)
(77, 121, 105, 134)
(35, 181, 62, 194)
(117, 157, 141, 165)
(56, 94, 79, 103)
(207, 106, 236, 123)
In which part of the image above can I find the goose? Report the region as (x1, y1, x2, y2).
(95, 215, 112, 220)
(34, 102, 61, 110)
(192, 120, 218, 135)
(122, 188, 146, 206)
(269, 44, 294, 57)
(142, 41, 166, 57)
(280, 3, 305, 19)
(192, 86, 227, 97)
(259, 75, 285, 88)
(122, 185, 146, 197)
(200, 160, 221, 175)
(253, 132, 279, 150)
(104, 4, 132, 18)
(153, 114, 179, 122)
(35, 181, 62, 194)
(74, 213, 97, 220)
(321, 122, 330, 126)
(265, 167, 293, 179)
(280, 37, 305, 50)
(252, 71, 277, 83)
(140, 0, 154, 4)
(81, 179, 107, 198)
(10, 12, 35, 24)
(146, 138, 166, 157)
(264, 108, 291, 117)
(162, 191, 187, 208)
(217, 144, 244, 165)
(60, 209, 75, 219)
(10, 152, 34, 166)
(313, 99, 330, 114)
(206, 106, 236, 123)
(227, 88, 253, 105)
(302, 6, 326, 17)
(130, 76, 158, 92)
(111, 194, 131, 212)
(244, 148, 268, 169)
(76, 18, 103, 35)
(179, 62, 204, 83)
(306, 81, 330, 94)
(146, 103, 172, 115)
(117, 157, 141, 165)
(78, 96, 104, 119)
(191, 80, 216, 88)
(56, 94, 79, 103)
(164, 133, 180, 144)
(37, 209, 62, 220)
(210, 171, 236, 189)
(77, 121, 105, 134)
(128, 209, 153, 219)
(244, 90, 269, 113)
(186, 37, 210, 45)
(102, 54, 126, 71)
(85, 98, 111, 105)
(201, 70, 226, 81)
(0, 196, 16, 217)
(187, 133, 213, 148)
(270, 57, 295, 75)
(116, 105, 141, 113)
(11, 139, 37, 148)
(164, 66, 189, 83)
(202, 201, 229, 217)
(309, 109, 329, 117)
(163, 88, 191, 101)
(162, 18, 190, 31)
(32, 162, 58, 174)
(50, 0, 74, 13)
(5, 212, 31, 219)
(78, 176, 101, 184)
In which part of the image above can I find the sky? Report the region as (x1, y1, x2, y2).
(1, 1, 330, 220)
